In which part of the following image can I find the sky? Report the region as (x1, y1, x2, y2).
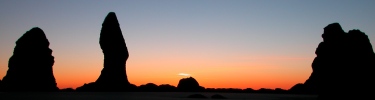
(0, 0, 374, 90)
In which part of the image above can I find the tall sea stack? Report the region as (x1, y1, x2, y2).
(95, 12, 130, 90)
(76, 12, 131, 91)
(0, 27, 58, 91)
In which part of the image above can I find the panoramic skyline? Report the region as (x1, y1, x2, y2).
(0, 0, 374, 90)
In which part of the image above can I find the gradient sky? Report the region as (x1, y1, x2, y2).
(0, 0, 374, 90)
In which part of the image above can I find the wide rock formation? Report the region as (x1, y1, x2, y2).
(76, 12, 131, 91)
(0, 27, 58, 91)
(290, 23, 375, 98)
(177, 77, 204, 92)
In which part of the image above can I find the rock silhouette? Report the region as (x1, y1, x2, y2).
(138, 83, 158, 92)
(288, 83, 307, 94)
(76, 12, 130, 91)
(158, 84, 177, 92)
(211, 94, 227, 99)
(177, 77, 204, 92)
(290, 23, 375, 98)
(0, 27, 58, 91)
(60, 88, 74, 92)
(75, 82, 98, 91)
(187, 94, 208, 98)
(0, 79, 2, 91)
(96, 11, 130, 91)
(137, 83, 177, 92)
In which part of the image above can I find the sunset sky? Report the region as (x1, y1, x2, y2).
(0, 0, 374, 90)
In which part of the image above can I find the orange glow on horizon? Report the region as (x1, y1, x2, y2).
(48, 55, 312, 90)
(0, 41, 313, 90)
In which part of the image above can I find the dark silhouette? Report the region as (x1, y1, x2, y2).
(187, 94, 208, 98)
(243, 88, 255, 93)
(138, 83, 158, 92)
(67, 82, 298, 94)
(75, 81, 292, 94)
(136, 83, 177, 92)
(211, 94, 227, 99)
(74, 82, 296, 93)
(127, 83, 138, 91)
(257, 88, 274, 93)
(0, 27, 58, 91)
(157, 84, 177, 92)
(274, 88, 287, 94)
(76, 12, 131, 91)
(289, 23, 375, 98)
(204, 88, 289, 94)
(75, 82, 96, 91)
(60, 88, 75, 92)
(0, 79, 2, 91)
(96, 12, 130, 87)
(205, 88, 243, 93)
(177, 77, 205, 92)
(288, 83, 308, 94)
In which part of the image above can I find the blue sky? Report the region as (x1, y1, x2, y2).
(0, 0, 374, 89)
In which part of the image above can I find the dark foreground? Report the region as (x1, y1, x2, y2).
(0, 92, 317, 100)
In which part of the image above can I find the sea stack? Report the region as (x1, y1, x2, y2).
(177, 77, 204, 92)
(95, 12, 130, 91)
(77, 12, 130, 91)
(0, 79, 2, 91)
(306, 23, 347, 94)
(289, 23, 375, 99)
(0, 27, 58, 91)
